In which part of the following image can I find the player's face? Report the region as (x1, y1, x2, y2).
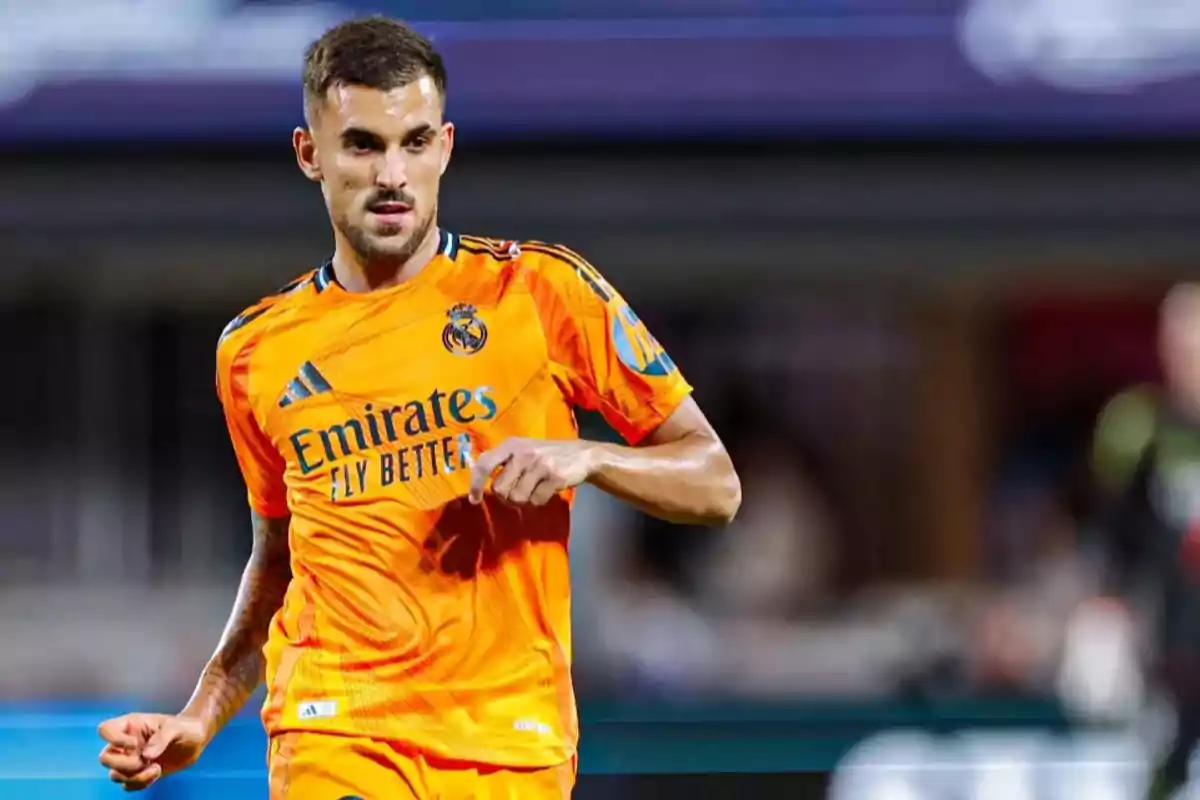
(294, 76, 454, 265)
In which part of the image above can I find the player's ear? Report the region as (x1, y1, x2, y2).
(439, 122, 455, 177)
(293, 126, 322, 182)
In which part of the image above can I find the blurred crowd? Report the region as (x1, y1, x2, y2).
(570, 287, 1170, 707)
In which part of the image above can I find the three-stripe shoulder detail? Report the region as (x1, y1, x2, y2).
(456, 235, 614, 302)
(217, 270, 317, 346)
(457, 234, 522, 260)
(519, 241, 613, 303)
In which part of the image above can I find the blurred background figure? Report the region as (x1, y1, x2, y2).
(4, 1, 1200, 799)
(1060, 285, 1200, 800)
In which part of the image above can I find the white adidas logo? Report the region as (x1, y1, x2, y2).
(296, 700, 338, 720)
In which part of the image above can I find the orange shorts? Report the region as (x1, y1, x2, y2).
(267, 731, 576, 800)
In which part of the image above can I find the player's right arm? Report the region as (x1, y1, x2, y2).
(99, 312, 292, 791)
(98, 511, 290, 790)
(180, 510, 291, 736)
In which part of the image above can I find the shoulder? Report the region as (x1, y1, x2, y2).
(216, 267, 321, 379)
(519, 239, 610, 293)
(457, 234, 614, 303)
(1093, 384, 1161, 488)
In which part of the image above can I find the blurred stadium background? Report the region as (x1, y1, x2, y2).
(4, 0, 1200, 798)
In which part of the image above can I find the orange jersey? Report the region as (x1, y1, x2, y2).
(215, 230, 691, 767)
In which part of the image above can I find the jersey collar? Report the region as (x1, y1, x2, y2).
(314, 228, 456, 294)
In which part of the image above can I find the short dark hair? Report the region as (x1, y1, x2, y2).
(302, 16, 447, 116)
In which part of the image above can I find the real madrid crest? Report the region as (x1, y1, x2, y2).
(442, 303, 488, 356)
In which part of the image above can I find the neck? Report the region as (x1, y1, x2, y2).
(332, 223, 441, 293)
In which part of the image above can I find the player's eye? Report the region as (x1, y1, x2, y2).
(343, 134, 381, 154)
(405, 135, 432, 153)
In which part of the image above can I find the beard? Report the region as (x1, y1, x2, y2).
(336, 201, 437, 269)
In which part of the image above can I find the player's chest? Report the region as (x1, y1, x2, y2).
(256, 294, 547, 439)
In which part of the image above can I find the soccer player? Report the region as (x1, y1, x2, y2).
(1073, 284, 1200, 800)
(96, 15, 739, 800)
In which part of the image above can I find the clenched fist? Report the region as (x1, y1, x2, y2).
(469, 437, 597, 506)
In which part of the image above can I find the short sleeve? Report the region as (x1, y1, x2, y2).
(216, 335, 289, 517)
(524, 244, 692, 444)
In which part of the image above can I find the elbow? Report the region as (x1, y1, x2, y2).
(699, 453, 742, 526)
(715, 463, 743, 524)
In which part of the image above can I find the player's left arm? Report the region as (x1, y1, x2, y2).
(470, 397, 739, 524)
(469, 246, 740, 525)
(584, 395, 739, 523)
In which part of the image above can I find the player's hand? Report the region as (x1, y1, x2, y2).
(469, 437, 597, 506)
(98, 712, 209, 791)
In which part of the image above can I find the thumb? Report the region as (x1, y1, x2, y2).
(141, 721, 179, 761)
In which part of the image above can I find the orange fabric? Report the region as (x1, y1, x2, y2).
(215, 232, 691, 767)
(267, 731, 576, 799)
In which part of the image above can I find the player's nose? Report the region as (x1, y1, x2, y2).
(374, 148, 408, 190)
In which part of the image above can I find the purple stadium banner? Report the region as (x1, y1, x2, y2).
(1, 1, 1199, 142)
